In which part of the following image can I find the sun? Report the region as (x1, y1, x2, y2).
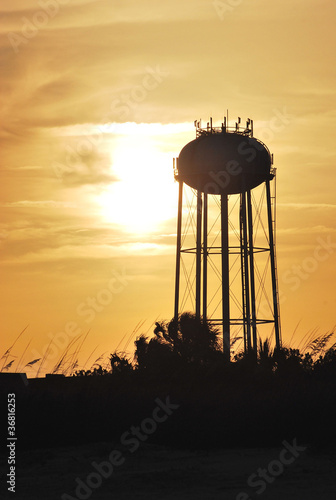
(98, 131, 177, 233)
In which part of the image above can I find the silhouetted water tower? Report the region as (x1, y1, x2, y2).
(173, 116, 281, 360)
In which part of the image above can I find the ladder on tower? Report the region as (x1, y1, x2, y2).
(269, 172, 281, 343)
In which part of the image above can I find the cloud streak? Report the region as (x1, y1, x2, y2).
(2, 200, 77, 208)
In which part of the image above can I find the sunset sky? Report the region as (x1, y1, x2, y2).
(1, 0, 335, 374)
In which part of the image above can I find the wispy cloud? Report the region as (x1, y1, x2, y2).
(278, 203, 336, 210)
(2, 200, 77, 208)
(277, 225, 336, 235)
(3, 242, 173, 266)
(52, 150, 117, 187)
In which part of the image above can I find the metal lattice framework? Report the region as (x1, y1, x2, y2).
(174, 170, 281, 359)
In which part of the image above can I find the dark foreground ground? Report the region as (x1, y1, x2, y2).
(1, 369, 336, 499)
(1, 441, 336, 500)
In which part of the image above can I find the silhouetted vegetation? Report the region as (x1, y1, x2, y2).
(134, 313, 222, 374)
(1, 314, 336, 452)
(74, 313, 335, 381)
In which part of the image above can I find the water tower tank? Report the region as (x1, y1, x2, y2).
(177, 129, 273, 195)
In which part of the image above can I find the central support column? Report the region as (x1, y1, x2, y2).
(174, 180, 183, 322)
(247, 189, 257, 352)
(203, 192, 208, 321)
(240, 197, 247, 352)
(195, 189, 202, 319)
(221, 194, 230, 360)
(241, 191, 251, 352)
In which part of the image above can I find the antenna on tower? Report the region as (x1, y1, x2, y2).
(245, 118, 251, 134)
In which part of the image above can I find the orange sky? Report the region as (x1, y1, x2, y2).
(1, 0, 335, 375)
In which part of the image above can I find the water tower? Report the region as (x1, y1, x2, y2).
(173, 116, 281, 360)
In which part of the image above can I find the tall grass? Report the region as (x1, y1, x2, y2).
(1, 325, 29, 371)
(0, 327, 106, 377)
(0, 320, 149, 377)
(1, 324, 335, 378)
(16, 339, 32, 373)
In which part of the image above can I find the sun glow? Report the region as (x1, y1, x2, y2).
(98, 132, 177, 233)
